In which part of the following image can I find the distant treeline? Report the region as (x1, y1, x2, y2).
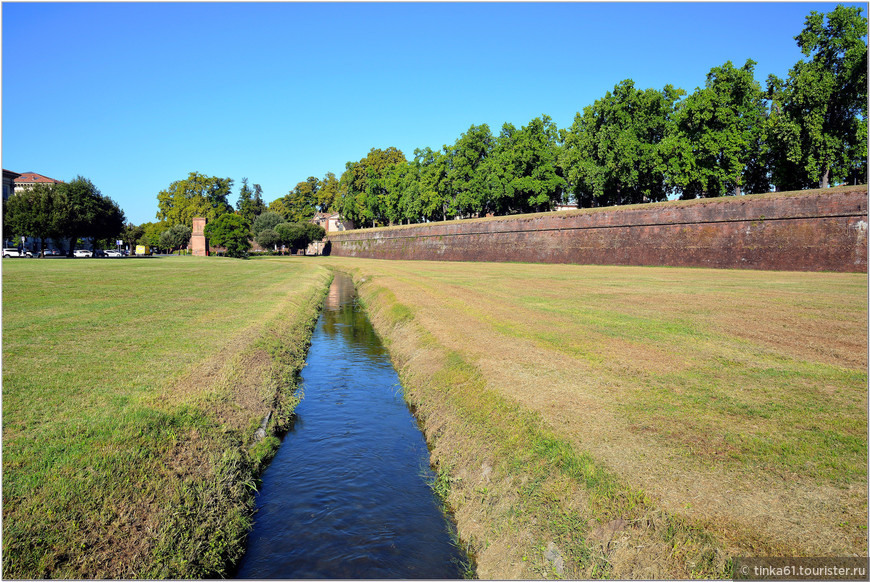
(268, 4, 866, 229)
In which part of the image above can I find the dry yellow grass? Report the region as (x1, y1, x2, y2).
(318, 257, 867, 578)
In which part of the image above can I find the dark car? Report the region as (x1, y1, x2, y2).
(94, 250, 107, 258)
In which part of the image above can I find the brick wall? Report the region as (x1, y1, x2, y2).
(327, 187, 868, 272)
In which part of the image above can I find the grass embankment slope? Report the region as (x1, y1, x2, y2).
(323, 257, 868, 579)
(2, 257, 331, 578)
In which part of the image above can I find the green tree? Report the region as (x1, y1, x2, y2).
(156, 172, 233, 227)
(122, 222, 145, 252)
(562, 80, 684, 206)
(138, 221, 166, 249)
(413, 147, 450, 222)
(52, 176, 126, 255)
(303, 222, 326, 244)
(278, 177, 320, 223)
(338, 147, 406, 227)
(483, 116, 566, 215)
(445, 124, 494, 217)
(316, 172, 340, 213)
(665, 60, 769, 198)
(204, 213, 251, 258)
(251, 184, 268, 216)
(255, 228, 281, 250)
(236, 178, 262, 229)
(268, 197, 291, 220)
(2, 183, 62, 256)
(274, 222, 307, 251)
(89, 196, 126, 251)
(251, 211, 284, 239)
(766, 5, 868, 189)
(158, 224, 192, 253)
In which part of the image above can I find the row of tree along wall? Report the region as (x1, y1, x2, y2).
(327, 186, 867, 273)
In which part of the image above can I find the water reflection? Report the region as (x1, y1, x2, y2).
(235, 272, 467, 579)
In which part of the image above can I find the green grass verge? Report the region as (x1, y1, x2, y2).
(2, 256, 331, 578)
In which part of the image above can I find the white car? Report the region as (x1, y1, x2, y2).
(105, 250, 123, 257)
(3, 248, 32, 258)
(73, 249, 93, 258)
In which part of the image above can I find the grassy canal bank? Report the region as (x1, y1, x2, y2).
(2, 257, 332, 578)
(321, 257, 868, 579)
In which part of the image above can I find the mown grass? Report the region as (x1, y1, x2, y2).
(322, 257, 867, 578)
(2, 256, 331, 578)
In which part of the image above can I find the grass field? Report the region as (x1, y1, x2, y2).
(321, 257, 868, 579)
(2, 256, 331, 578)
(3, 255, 866, 579)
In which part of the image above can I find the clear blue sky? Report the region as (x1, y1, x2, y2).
(2, 2, 864, 225)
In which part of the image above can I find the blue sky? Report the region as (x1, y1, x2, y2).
(2, 2, 864, 225)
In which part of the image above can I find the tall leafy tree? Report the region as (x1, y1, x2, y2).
(279, 177, 320, 223)
(382, 161, 411, 225)
(251, 184, 268, 216)
(89, 196, 126, 251)
(2, 183, 62, 255)
(338, 147, 406, 227)
(53, 176, 125, 255)
(412, 147, 449, 222)
(665, 60, 769, 198)
(156, 172, 233, 227)
(562, 80, 684, 206)
(316, 172, 340, 213)
(445, 124, 494, 218)
(483, 116, 566, 215)
(766, 5, 867, 189)
(236, 177, 263, 229)
(268, 198, 291, 220)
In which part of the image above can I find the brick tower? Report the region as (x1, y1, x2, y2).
(191, 217, 208, 256)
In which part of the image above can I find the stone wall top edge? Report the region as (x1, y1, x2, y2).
(328, 187, 868, 241)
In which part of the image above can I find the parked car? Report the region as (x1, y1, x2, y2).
(73, 249, 93, 258)
(105, 250, 123, 257)
(94, 249, 107, 258)
(3, 248, 32, 258)
(41, 249, 59, 257)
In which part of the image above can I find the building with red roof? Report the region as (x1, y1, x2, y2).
(13, 172, 64, 196)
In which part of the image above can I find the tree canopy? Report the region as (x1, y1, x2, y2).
(156, 172, 233, 227)
(337, 147, 407, 227)
(666, 60, 768, 198)
(3, 184, 62, 254)
(203, 213, 251, 258)
(766, 4, 867, 189)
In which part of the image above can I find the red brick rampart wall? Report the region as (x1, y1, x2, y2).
(327, 187, 868, 272)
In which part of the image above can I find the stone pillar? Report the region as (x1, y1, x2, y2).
(191, 217, 208, 256)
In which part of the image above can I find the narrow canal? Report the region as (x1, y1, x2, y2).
(235, 272, 470, 579)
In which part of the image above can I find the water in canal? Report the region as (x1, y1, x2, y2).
(235, 273, 469, 579)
